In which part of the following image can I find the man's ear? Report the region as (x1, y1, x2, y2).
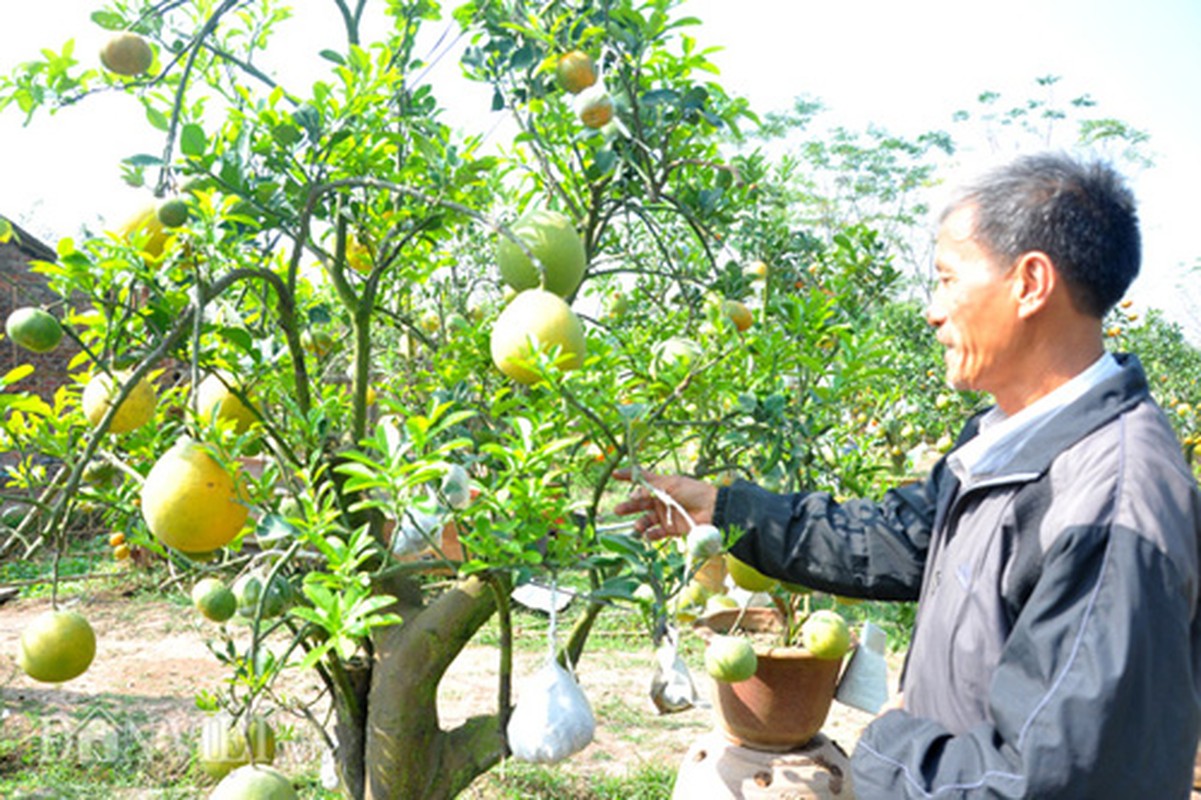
(1012, 251, 1056, 319)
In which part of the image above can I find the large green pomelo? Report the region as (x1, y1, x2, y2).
(496, 209, 586, 297)
(5, 308, 63, 353)
(209, 764, 296, 799)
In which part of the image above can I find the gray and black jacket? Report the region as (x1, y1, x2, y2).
(719, 353, 1201, 798)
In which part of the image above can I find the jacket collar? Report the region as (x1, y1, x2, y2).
(950, 353, 1150, 487)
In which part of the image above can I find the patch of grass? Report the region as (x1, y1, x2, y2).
(468, 760, 676, 800)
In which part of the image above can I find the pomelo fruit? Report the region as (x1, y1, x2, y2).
(725, 555, 777, 593)
(555, 50, 597, 94)
(192, 577, 237, 623)
(704, 634, 758, 683)
(800, 609, 852, 660)
(208, 764, 295, 799)
(5, 307, 63, 353)
(100, 32, 153, 77)
(576, 87, 614, 129)
(157, 197, 190, 228)
(722, 299, 753, 332)
(18, 609, 96, 683)
(141, 438, 249, 553)
(197, 373, 257, 434)
(82, 371, 156, 433)
(199, 715, 277, 780)
(115, 203, 169, 262)
(496, 209, 586, 298)
(649, 336, 702, 382)
(233, 572, 292, 618)
(685, 524, 722, 562)
(489, 289, 586, 385)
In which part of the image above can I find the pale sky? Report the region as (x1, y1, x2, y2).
(3, 0, 1198, 336)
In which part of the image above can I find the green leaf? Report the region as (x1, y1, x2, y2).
(90, 11, 126, 30)
(123, 153, 163, 167)
(180, 123, 206, 157)
(319, 49, 345, 65)
(145, 107, 169, 131)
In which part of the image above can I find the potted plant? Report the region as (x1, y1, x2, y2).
(688, 543, 856, 752)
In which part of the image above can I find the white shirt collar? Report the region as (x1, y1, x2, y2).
(948, 352, 1122, 484)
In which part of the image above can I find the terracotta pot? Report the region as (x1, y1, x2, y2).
(698, 607, 845, 752)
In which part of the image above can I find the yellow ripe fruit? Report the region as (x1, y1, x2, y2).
(113, 543, 132, 560)
(140, 438, 249, 554)
(82, 371, 157, 434)
(725, 554, 777, 592)
(743, 260, 768, 281)
(108, 531, 126, 547)
(99, 32, 154, 77)
(722, 299, 754, 332)
(197, 373, 257, 434)
(555, 50, 598, 94)
(346, 237, 373, 275)
(489, 289, 586, 385)
(18, 610, 96, 683)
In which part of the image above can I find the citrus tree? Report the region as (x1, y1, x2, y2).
(0, 1, 970, 798)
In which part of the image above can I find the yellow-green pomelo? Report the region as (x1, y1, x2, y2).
(141, 439, 249, 553)
(199, 715, 277, 780)
(99, 32, 153, 76)
(577, 88, 615, 129)
(192, 577, 237, 623)
(496, 209, 586, 297)
(800, 609, 852, 660)
(649, 337, 702, 381)
(197, 373, 257, 434)
(704, 593, 739, 616)
(489, 289, 586, 385)
(5, 307, 63, 353)
(18, 609, 96, 683)
(82, 371, 157, 433)
(704, 634, 758, 683)
(555, 50, 597, 94)
(725, 555, 777, 592)
(157, 197, 190, 228)
(208, 764, 295, 800)
(233, 572, 292, 619)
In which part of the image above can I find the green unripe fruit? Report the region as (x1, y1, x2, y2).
(496, 209, 586, 298)
(5, 307, 64, 353)
(705, 634, 758, 683)
(800, 609, 852, 660)
(192, 577, 237, 622)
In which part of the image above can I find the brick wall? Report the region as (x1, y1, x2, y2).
(0, 220, 79, 402)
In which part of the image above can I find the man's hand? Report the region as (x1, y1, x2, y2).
(612, 468, 718, 540)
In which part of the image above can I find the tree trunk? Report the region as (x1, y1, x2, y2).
(343, 574, 501, 800)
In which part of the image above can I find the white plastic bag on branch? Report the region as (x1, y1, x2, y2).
(506, 658, 596, 764)
(650, 626, 698, 714)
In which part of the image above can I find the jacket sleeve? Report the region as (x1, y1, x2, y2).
(852, 525, 1200, 799)
(716, 456, 951, 601)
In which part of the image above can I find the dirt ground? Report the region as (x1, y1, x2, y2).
(0, 589, 891, 797)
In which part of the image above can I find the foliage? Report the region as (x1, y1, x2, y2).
(1, 1, 1196, 797)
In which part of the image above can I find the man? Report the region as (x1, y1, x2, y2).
(616, 152, 1201, 798)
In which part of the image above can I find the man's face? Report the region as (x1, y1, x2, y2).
(926, 205, 1022, 396)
